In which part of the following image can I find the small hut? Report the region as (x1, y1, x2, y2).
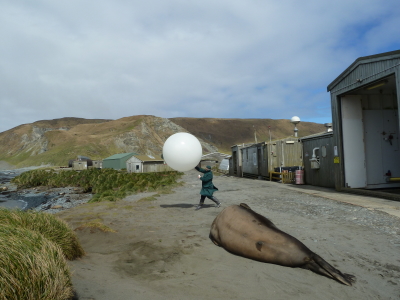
(126, 154, 173, 173)
(72, 160, 87, 170)
(103, 153, 137, 170)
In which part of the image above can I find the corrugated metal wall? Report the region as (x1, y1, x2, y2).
(103, 158, 127, 170)
(241, 144, 261, 177)
(228, 157, 234, 176)
(231, 145, 246, 176)
(265, 137, 303, 172)
(302, 133, 335, 188)
(142, 163, 174, 173)
(233, 138, 303, 179)
(329, 52, 400, 190)
(329, 58, 400, 95)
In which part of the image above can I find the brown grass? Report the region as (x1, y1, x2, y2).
(0, 208, 84, 260)
(0, 225, 73, 300)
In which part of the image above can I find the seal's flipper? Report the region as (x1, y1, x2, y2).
(239, 203, 251, 210)
(302, 260, 336, 280)
(312, 254, 355, 286)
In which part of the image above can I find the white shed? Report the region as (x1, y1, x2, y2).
(126, 154, 173, 173)
(72, 160, 87, 170)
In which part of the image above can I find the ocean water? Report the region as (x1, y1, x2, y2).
(0, 168, 52, 210)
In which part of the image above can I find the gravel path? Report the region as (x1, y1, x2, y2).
(57, 170, 400, 300)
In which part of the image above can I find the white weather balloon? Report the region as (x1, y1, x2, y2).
(163, 133, 202, 172)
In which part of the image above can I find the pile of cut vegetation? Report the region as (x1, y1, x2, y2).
(0, 208, 84, 300)
(11, 168, 183, 202)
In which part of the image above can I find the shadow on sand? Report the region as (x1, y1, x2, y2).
(160, 203, 215, 209)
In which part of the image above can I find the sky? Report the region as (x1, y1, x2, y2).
(1, 0, 400, 133)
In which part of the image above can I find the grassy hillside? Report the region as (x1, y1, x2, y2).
(0, 116, 326, 168)
(170, 118, 327, 153)
(0, 115, 196, 167)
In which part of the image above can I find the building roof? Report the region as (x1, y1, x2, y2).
(300, 131, 333, 141)
(327, 49, 400, 92)
(104, 152, 137, 160)
(132, 154, 164, 162)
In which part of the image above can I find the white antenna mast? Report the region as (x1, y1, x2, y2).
(290, 116, 301, 137)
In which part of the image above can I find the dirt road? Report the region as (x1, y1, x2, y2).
(58, 170, 400, 300)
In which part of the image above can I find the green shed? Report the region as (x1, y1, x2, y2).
(102, 152, 137, 170)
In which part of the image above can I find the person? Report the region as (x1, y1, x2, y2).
(194, 165, 221, 210)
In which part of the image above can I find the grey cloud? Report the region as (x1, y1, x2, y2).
(1, 0, 399, 132)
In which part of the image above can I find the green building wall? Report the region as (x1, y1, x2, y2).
(102, 152, 137, 170)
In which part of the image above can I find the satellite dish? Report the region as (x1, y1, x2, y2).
(291, 116, 300, 125)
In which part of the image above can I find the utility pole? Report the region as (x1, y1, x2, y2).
(268, 126, 271, 143)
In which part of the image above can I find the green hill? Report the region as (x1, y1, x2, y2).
(0, 115, 326, 168)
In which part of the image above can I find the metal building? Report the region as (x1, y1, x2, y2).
(327, 50, 400, 191)
(241, 142, 268, 178)
(68, 155, 92, 168)
(92, 160, 103, 169)
(72, 160, 87, 170)
(301, 130, 335, 188)
(230, 144, 253, 177)
(126, 154, 173, 173)
(102, 152, 137, 170)
(218, 157, 231, 173)
(265, 137, 303, 173)
(231, 137, 303, 179)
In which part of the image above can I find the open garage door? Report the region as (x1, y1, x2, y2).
(341, 75, 400, 189)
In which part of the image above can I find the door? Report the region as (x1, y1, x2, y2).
(341, 96, 367, 188)
(364, 109, 400, 186)
(257, 147, 262, 175)
(134, 164, 141, 173)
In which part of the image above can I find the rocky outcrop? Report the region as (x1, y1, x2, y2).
(113, 117, 218, 156)
(19, 126, 69, 155)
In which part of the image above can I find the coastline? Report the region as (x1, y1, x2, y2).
(0, 166, 92, 212)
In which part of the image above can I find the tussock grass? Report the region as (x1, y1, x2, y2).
(0, 208, 84, 260)
(0, 225, 73, 300)
(11, 168, 183, 202)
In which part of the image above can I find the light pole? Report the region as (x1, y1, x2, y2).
(268, 126, 271, 143)
(291, 116, 300, 137)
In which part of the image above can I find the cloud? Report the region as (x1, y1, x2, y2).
(0, 0, 399, 132)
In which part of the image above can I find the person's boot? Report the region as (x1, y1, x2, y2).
(211, 196, 221, 208)
(195, 200, 204, 210)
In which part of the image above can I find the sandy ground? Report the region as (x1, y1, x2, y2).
(56, 170, 400, 300)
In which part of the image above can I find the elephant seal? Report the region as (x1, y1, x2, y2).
(209, 203, 355, 286)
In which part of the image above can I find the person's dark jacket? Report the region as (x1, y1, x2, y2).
(195, 166, 218, 197)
